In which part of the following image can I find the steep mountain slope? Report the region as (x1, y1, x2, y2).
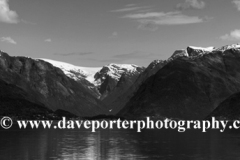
(107, 60, 167, 114)
(94, 63, 145, 100)
(39, 58, 101, 98)
(186, 46, 215, 56)
(39, 59, 101, 83)
(106, 46, 217, 114)
(0, 51, 107, 117)
(39, 59, 145, 103)
(118, 45, 240, 120)
(207, 92, 240, 120)
(0, 79, 77, 120)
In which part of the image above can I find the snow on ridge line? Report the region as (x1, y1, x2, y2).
(188, 44, 240, 52)
(37, 58, 101, 83)
(105, 63, 140, 72)
(188, 46, 215, 52)
(36, 59, 141, 84)
(38, 58, 101, 74)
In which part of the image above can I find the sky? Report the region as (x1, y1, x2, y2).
(0, 0, 240, 67)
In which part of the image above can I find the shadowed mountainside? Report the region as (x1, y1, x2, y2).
(106, 60, 168, 114)
(94, 64, 145, 101)
(118, 47, 240, 120)
(0, 51, 108, 117)
(207, 92, 240, 120)
(0, 79, 77, 119)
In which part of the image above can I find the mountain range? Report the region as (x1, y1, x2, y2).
(1, 44, 240, 120)
(118, 44, 240, 120)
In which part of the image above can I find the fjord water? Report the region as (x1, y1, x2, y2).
(1, 126, 240, 160)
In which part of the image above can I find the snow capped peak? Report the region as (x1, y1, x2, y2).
(37, 58, 101, 83)
(215, 44, 240, 51)
(100, 63, 143, 78)
(94, 63, 145, 87)
(35, 59, 143, 88)
(106, 63, 140, 73)
(188, 46, 215, 52)
(186, 46, 216, 57)
(170, 49, 188, 59)
(170, 44, 240, 60)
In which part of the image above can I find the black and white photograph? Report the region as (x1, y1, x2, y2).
(1, 0, 240, 159)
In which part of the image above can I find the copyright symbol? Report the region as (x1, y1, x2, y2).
(1, 116, 13, 129)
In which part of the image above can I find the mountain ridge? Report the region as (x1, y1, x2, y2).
(0, 51, 108, 117)
(1, 43, 240, 119)
(118, 44, 240, 119)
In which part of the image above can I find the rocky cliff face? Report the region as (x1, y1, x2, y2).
(0, 51, 107, 117)
(106, 60, 167, 114)
(94, 64, 145, 100)
(207, 92, 240, 120)
(118, 45, 240, 120)
(40, 60, 145, 110)
(106, 46, 217, 114)
(39, 59, 102, 99)
(0, 78, 77, 120)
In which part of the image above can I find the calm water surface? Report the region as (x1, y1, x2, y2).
(1, 125, 240, 160)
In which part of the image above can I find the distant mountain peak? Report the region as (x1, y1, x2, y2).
(170, 44, 240, 59)
(171, 49, 188, 59)
(215, 44, 240, 52)
(187, 46, 215, 57)
(94, 62, 145, 98)
(187, 46, 215, 51)
(0, 50, 10, 57)
(97, 63, 144, 80)
(105, 63, 142, 73)
(38, 58, 101, 84)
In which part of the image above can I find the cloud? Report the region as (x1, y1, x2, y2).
(176, 0, 206, 10)
(220, 29, 240, 41)
(0, 36, 16, 44)
(44, 39, 52, 42)
(54, 52, 94, 56)
(123, 11, 210, 30)
(114, 3, 210, 31)
(111, 6, 150, 12)
(0, 0, 19, 23)
(111, 4, 151, 12)
(232, 0, 240, 11)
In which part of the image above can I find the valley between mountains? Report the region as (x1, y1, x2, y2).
(1, 44, 240, 120)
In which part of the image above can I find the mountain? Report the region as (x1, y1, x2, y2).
(118, 44, 240, 120)
(39, 58, 101, 83)
(39, 58, 102, 98)
(215, 44, 240, 52)
(106, 46, 215, 114)
(207, 92, 240, 120)
(106, 60, 167, 114)
(186, 46, 215, 56)
(0, 51, 107, 117)
(0, 78, 77, 120)
(169, 46, 215, 59)
(94, 63, 145, 100)
(39, 60, 145, 105)
(38, 59, 145, 114)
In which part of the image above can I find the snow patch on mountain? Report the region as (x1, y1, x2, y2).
(188, 46, 215, 52)
(38, 59, 101, 83)
(216, 44, 240, 51)
(95, 63, 143, 83)
(106, 63, 140, 75)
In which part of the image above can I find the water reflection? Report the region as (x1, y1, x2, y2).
(1, 126, 240, 160)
